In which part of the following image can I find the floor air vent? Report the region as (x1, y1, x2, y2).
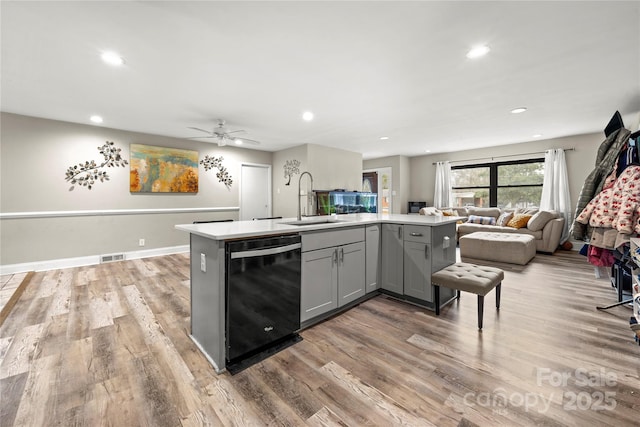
(100, 253, 125, 263)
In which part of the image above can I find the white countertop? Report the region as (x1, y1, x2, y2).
(175, 213, 461, 241)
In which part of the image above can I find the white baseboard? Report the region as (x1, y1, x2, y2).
(0, 245, 189, 275)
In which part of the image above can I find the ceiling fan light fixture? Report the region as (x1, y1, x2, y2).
(101, 51, 125, 66)
(466, 45, 490, 59)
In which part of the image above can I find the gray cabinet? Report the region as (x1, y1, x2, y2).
(301, 227, 365, 323)
(365, 224, 380, 293)
(337, 241, 366, 306)
(403, 225, 432, 301)
(381, 224, 404, 294)
(301, 247, 338, 322)
(381, 222, 457, 306)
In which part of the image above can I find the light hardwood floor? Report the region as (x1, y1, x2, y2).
(0, 251, 638, 426)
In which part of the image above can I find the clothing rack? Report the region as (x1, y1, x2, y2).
(431, 147, 575, 165)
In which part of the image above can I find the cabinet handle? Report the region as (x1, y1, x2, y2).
(398, 226, 403, 239)
(410, 232, 423, 237)
(339, 247, 344, 264)
(424, 245, 429, 259)
(332, 249, 338, 266)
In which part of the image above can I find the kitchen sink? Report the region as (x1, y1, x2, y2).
(282, 218, 347, 226)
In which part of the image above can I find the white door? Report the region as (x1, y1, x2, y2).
(240, 164, 271, 220)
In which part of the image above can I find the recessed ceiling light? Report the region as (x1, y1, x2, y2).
(532, 134, 543, 138)
(101, 51, 125, 66)
(234, 139, 243, 145)
(511, 107, 527, 114)
(380, 136, 389, 140)
(425, 149, 431, 153)
(90, 115, 103, 124)
(466, 45, 490, 59)
(302, 111, 314, 121)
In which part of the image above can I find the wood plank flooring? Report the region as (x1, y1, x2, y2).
(1, 251, 639, 426)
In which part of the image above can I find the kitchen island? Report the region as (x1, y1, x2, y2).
(176, 213, 460, 373)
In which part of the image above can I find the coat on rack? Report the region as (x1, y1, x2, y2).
(570, 127, 631, 240)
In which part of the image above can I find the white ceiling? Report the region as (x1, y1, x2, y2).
(2, 1, 639, 159)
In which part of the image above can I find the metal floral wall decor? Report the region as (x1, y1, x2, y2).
(283, 159, 301, 185)
(65, 141, 129, 190)
(200, 154, 233, 188)
(130, 144, 199, 193)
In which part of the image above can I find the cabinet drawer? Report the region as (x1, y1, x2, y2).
(302, 226, 365, 252)
(403, 225, 430, 243)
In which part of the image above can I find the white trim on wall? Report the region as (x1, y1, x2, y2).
(0, 206, 239, 220)
(0, 244, 190, 275)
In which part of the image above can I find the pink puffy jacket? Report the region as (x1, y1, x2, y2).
(576, 165, 640, 235)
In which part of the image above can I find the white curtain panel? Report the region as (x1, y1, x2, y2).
(540, 148, 571, 243)
(434, 161, 452, 209)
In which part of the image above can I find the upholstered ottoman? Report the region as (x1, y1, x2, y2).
(432, 262, 504, 329)
(460, 232, 536, 265)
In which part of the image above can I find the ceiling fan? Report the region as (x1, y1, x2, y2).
(186, 119, 261, 146)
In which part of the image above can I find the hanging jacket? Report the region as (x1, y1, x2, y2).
(575, 165, 640, 235)
(570, 127, 631, 240)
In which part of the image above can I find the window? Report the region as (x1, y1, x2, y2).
(451, 159, 544, 209)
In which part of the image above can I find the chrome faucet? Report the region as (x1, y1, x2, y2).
(297, 171, 314, 221)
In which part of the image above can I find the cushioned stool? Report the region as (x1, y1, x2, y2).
(432, 262, 504, 330)
(460, 232, 536, 265)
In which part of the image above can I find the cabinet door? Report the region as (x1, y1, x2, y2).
(403, 241, 432, 301)
(301, 247, 338, 322)
(381, 224, 404, 294)
(338, 241, 366, 306)
(365, 224, 380, 293)
(431, 222, 456, 272)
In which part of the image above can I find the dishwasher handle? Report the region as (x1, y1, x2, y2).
(230, 243, 301, 259)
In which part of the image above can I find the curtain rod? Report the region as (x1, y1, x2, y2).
(431, 147, 575, 165)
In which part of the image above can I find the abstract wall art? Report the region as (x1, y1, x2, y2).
(130, 144, 199, 193)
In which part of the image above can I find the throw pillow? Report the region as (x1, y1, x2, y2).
(496, 211, 514, 227)
(441, 209, 459, 216)
(507, 213, 532, 229)
(467, 215, 497, 225)
(419, 207, 442, 216)
(527, 210, 557, 231)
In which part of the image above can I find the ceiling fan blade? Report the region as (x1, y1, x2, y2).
(185, 136, 216, 139)
(187, 126, 213, 134)
(225, 129, 246, 134)
(233, 137, 261, 145)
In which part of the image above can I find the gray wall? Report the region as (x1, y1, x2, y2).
(0, 113, 272, 267)
(408, 132, 604, 220)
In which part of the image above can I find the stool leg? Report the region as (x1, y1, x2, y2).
(434, 285, 440, 315)
(477, 295, 484, 330)
(456, 290, 461, 300)
(496, 283, 501, 309)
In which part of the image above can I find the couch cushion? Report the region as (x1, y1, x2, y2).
(467, 215, 496, 225)
(465, 207, 501, 218)
(419, 207, 442, 216)
(507, 213, 532, 229)
(527, 210, 557, 232)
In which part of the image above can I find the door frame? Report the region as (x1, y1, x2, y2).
(239, 163, 272, 221)
(363, 167, 392, 214)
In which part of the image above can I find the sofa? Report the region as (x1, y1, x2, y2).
(420, 206, 565, 254)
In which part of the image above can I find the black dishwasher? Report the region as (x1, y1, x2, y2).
(225, 234, 301, 373)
